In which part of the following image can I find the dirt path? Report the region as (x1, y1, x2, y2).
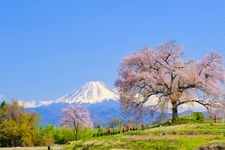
(0, 146, 64, 150)
(124, 134, 216, 140)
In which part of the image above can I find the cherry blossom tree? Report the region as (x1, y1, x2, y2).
(116, 41, 225, 122)
(61, 105, 93, 140)
(207, 100, 225, 122)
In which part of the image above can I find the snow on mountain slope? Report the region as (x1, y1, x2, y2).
(0, 95, 4, 103)
(18, 100, 54, 108)
(55, 81, 119, 104)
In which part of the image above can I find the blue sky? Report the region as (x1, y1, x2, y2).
(0, 0, 225, 101)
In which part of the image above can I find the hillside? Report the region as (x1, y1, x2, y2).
(65, 123, 225, 150)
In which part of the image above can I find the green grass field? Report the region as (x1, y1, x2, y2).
(64, 123, 225, 150)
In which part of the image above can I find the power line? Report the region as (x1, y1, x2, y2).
(195, 21, 225, 50)
(209, 31, 225, 50)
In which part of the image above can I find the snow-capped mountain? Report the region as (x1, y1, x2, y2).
(19, 81, 119, 108)
(55, 81, 118, 104)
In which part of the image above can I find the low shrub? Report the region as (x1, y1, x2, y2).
(172, 112, 205, 125)
(191, 112, 205, 122)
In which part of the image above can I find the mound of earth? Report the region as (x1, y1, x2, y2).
(199, 141, 225, 150)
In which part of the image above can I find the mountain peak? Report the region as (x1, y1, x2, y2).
(83, 81, 107, 90)
(55, 81, 118, 104)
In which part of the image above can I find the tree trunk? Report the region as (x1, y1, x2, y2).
(74, 126, 78, 140)
(171, 102, 178, 122)
(169, 91, 182, 122)
(76, 127, 78, 140)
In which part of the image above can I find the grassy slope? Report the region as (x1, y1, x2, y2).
(65, 123, 225, 150)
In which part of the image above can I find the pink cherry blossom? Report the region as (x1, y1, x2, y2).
(61, 105, 93, 140)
